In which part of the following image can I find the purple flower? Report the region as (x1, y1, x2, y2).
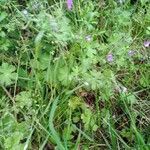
(106, 53, 113, 62)
(67, 0, 73, 10)
(144, 40, 150, 48)
(85, 35, 92, 42)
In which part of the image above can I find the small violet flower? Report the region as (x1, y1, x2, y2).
(22, 9, 28, 16)
(144, 40, 150, 48)
(128, 50, 136, 57)
(67, 0, 73, 10)
(85, 35, 92, 42)
(106, 53, 113, 63)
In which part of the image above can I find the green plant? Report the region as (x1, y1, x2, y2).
(0, 0, 150, 149)
(0, 63, 17, 86)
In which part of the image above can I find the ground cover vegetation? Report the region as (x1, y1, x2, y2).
(0, 0, 150, 149)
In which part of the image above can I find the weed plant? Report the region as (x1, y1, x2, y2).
(0, 0, 150, 149)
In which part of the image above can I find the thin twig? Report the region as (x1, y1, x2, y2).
(1, 85, 15, 105)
